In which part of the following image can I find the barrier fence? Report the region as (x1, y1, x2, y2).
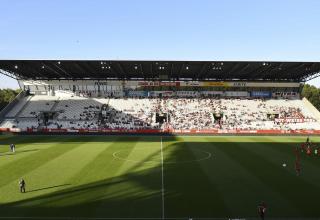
(1, 128, 320, 135)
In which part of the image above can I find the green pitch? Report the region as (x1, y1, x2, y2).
(0, 135, 320, 220)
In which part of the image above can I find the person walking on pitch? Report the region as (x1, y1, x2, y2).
(10, 144, 15, 153)
(19, 178, 26, 193)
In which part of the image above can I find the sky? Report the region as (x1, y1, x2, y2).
(1, 0, 320, 89)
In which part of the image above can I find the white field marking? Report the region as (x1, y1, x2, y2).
(0, 217, 259, 220)
(112, 148, 212, 164)
(0, 217, 201, 220)
(112, 147, 159, 164)
(160, 136, 165, 220)
(0, 218, 184, 220)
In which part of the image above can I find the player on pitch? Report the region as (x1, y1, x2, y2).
(257, 201, 267, 220)
(295, 159, 301, 176)
(19, 178, 26, 193)
(294, 146, 301, 176)
(10, 143, 15, 153)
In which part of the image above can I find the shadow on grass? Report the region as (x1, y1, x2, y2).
(0, 166, 163, 218)
(27, 184, 72, 193)
(0, 138, 320, 219)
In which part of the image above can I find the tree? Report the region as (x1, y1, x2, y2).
(301, 84, 320, 111)
(0, 89, 21, 110)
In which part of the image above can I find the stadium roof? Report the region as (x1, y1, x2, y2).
(0, 60, 320, 82)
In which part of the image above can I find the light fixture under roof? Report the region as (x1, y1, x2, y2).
(14, 65, 18, 69)
(212, 66, 222, 70)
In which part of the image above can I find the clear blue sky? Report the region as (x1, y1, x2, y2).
(1, 0, 320, 89)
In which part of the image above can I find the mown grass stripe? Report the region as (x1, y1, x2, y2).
(0, 143, 55, 167)
(0, 135, 61, 154)
(163, 137, 229, 218)
(0, 136, 82, 188)
(0, 138, 111, 204)
(217, 138, 319, 217)
(244, 136, 320, 177)
(0, 135, 319, 219)
(1, 137, 163, 218)
(199, 137, 298, 217)
(93, 137, 162, 218)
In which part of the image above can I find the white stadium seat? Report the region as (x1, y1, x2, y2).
(1, 95, 320, 131)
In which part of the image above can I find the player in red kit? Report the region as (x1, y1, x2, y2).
(294, 146, 301, 176)
(295, 160, 301, 176)
(306, 146, 311, 156)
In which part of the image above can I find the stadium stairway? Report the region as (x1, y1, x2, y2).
(14, 96, 34, 118)
(9, 96, 32, 119)
(50, 97, 61, 111)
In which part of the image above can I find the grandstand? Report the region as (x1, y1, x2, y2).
(2, 60, 320, 219)
(1, 60, 320, 134)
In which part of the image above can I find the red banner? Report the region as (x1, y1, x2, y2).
(138, 81, 180, 87)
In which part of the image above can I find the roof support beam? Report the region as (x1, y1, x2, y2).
(40, 62, 68, 79)
(302, 71, 320, 82)
(0, 69, 20, 80)
(116, 63, 126, 79)
(197, 63, 209, 80)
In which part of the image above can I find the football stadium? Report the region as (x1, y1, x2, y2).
(0, 60, 320, 220)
